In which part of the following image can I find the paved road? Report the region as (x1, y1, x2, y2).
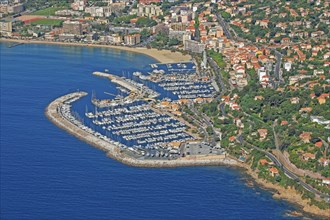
(268, 50, 284, 88)
(219, 103, 227, 117)
(184, 110, 208, 140)
(216, 13, 232, 39)
(237, 133, 243, 144)
(274, 50, 283, 82)
(250, 145, 330, 201)
(207, 57, 226, 94)
(201, 112, 218, 147)
(190, 104, 216, 147)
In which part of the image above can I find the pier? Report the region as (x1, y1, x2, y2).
(93, 71, 139, 93)
(7, 42, 24, 48)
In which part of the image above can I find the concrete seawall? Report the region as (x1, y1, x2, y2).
(45, 92, 238, 168)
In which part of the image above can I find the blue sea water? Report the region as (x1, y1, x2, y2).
(1, 42, 303, 219)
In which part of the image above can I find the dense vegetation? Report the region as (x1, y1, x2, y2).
(25, 0, 70, 10)
(136, 17, 157, 28)
(208, 50, 226, 68)
(150, 33, 180, 49)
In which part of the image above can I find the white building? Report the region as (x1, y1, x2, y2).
(258, 67, 267, 82)
(284, 62, 292, 71)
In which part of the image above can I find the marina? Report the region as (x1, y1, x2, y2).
(46, 91, 233, 166)
(158, 78, 215, 100)
(84, 101, 195, 159)
(48, 61, 222, 161)
(132, 61, 218, 101)
(145, 71, 217, 100)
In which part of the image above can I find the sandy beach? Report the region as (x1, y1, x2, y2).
(0, 38, 192, 63)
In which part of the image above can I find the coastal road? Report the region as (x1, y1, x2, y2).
(250, 145, 330, 201)
(271, 123, 326, 180)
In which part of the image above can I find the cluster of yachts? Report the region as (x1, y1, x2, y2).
(86, 103, 148, 119)
(91, 97, 135, 108)
(59, 97, 185, 160)
(150, 64, 158, 68)
(149, 62, 196, 75)
(59, 61, 220, 160)
(164, 63, 195, 72)
(58, 97, 126, 150)
(159, 79, 215, 99)
(85, 102, 193, 147)
(123, 78, 160, 98)
(116, 86, 129, 95)
(133, 71, 150, 80)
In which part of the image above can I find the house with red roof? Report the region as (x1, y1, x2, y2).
(257, 129, 268, 139)
(299, 132, 312, 143)
(319, 158, 329, 167)
(269, 167, 279, 177)
(259, 159, 269, 166)
(302, 152, 316, 161)
(229, 136, 236, 142)
(315, 141, 323, 148)
(290, 97, 300, 104)
(258, 20, 269, 28)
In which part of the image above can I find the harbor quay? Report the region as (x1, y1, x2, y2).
(45, 91, 237, 168)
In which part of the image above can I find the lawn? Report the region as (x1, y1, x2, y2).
(30, 19, 64, 26)
(31, 7, 64, 16)
(208, 50, 226, 68)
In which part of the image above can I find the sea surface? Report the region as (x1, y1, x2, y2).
(1, 42, 303, 219)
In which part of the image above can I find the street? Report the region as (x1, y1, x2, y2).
(216, 13, 232, 39)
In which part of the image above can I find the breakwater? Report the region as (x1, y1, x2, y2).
(45, 92, 238, 168)
(93, 71, 138, 92)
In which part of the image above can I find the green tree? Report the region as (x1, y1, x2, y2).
(221, 11, 231, 21)
(140, 28, 151, 40)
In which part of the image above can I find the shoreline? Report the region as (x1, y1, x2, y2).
(0, 38, 191, 64)
(45, 91, 330, 218)
(236, 163, 330, 219)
